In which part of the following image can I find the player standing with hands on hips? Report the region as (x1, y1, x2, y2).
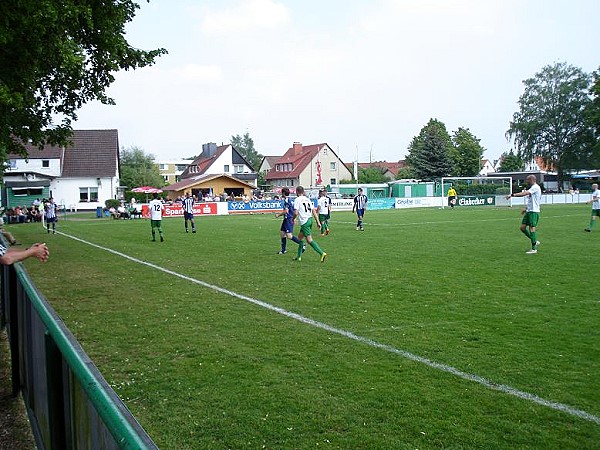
(149, 193, 165, 242)
(181, 192, 196, 234)
(506, 174, 541, 254)
(353, 188, 368, 231)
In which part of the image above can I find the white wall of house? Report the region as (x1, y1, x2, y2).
(299, 145, 352, 188)
(51, 176, 119, 210)
(6, 157, 62, 178)
(205, 148, 253, 176)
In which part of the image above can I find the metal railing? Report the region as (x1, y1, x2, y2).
(1, 247, 158, 450)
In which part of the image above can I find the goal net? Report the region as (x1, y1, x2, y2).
(441, 176, 513, 208)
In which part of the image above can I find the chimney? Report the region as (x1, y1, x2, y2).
(292, 142, 302, 155)
(202, 142, 217, 157)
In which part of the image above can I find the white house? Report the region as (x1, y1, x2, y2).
(180, 142, 258, 186)
(3, 129, 120, 210)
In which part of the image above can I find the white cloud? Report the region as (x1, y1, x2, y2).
(200, 0, 290, 35)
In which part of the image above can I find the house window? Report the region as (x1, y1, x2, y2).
(224, 164, 230, 172)
(159, 164, 168, 170)
(176, 164, 187, 171)
(330, 162, 336, 170)
(79, 187, 99, 202)
(42, 160, 50, 168)
(163, 175, 169, 182)
(234, 165, 244, 173)
(323, 148, 328, 156)
(330, 178, 337, 185)
(9, 160, 16, 168)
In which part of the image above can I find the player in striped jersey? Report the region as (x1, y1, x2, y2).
(44, 197, 57, 234)
(181, 192, 196, 233)
(352, 188, 368, 231)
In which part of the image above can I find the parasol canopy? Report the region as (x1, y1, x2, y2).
(131, 186, 163, 194)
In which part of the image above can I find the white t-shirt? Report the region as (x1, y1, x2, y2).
(317, 196, 330, 215)
(293, 195, 314, 225)
(592, 189, 600, 210)
(526, 184, 542, 213)
(149, 199, 163, 220)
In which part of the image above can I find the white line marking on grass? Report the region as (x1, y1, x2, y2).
(330, 213, 583, 228)
(61, 232, 600, 426)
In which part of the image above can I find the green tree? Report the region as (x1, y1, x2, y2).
(395, 166, 417, 180)
(497, 150, 524, 172)
(405, 119, 453, 180)
(507, 62, 593, 189)
(0, 0, 166, 162)
(231, 132, 263, 171)
(120, 146, 164, 190)
(358, 166, 388, 184)
(583, 66, 600, 166)
(450, 127, 485, 176)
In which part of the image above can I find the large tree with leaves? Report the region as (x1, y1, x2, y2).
(231, 132, 263, 171)
(507, 62, 594, 188)
(0, 0, 166, 162)
(449, 127, 485, 177)
(583, 66, 600, 165)
(405, 118, 453, 180)
(120, 146, 164, 190)
(497, 150, 524, 172)
(358, 166, 388, 184)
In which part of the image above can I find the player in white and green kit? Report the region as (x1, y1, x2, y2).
(585, 183, 600, 232)
(292, 186, 327, 262)
(506, 174, 541, 254)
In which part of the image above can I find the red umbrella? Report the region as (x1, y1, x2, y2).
(131, 186, 163, 194)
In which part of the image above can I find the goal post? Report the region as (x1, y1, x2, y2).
(440, 176, 513, 208)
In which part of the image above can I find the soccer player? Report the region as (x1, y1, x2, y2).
(585, 183, 600, 232)
(149, 193, 165, 242)
(447, 185, 457, 208)
(181, 192, 196, 233)
(44, 197, 57, 234)
(506, 174, 541, 254)
(316, 189, 332, 236)
(352, 187, 368, 231)
(274, 187, 304, 254)
(293, 186, 327, 262)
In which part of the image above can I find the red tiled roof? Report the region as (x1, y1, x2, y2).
(265, 144, 325, 181)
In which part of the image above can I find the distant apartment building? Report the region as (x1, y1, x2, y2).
(157, 159, 194, 184)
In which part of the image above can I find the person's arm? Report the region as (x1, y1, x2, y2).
(0, 243, 49, 265)
(588, 194, 599, 204)
(506, 189, 531, 200)
(312, 208, 321, 228)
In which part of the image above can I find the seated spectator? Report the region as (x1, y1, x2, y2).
(117, 205, 130, 219)
(14, 206, 27, 223)
(108, 206, 119, 219)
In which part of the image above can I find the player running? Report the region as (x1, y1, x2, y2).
(274, 187, 304, 254)
(293, 186, 327, 262)
(317, 189, 332, 236)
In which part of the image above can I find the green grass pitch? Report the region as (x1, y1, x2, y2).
(12, 204, 600, 449)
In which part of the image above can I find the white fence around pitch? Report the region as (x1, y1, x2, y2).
(507, 193, 592, 207)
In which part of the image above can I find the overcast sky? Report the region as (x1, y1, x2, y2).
(72, 0, 600, 164)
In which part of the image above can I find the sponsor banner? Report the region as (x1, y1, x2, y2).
(395, 197, 443, 209)
(367, 198, 396, 210)
(228, 199, 285, 214)
(141, 203, 218, 217)
(330, 198, 354, 211)
(457, 195, 495, 207)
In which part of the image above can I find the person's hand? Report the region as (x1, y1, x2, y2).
(520, 208, 526, 216)
(30, 243, 49, 262)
